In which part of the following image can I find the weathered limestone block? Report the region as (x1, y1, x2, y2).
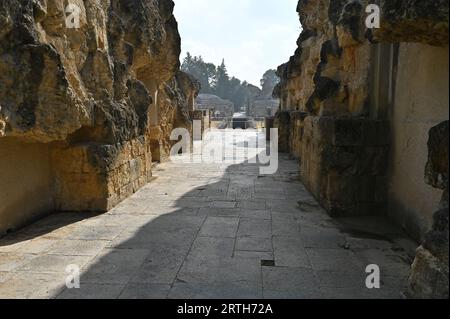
(147, 71, 200, 162)
(51, 136, 150, 212)
(176, 71, 201, 115)
(274, 111, 291, 153)
(299, 116, 389, 216)
(275, 0, 448, 221)
(0, 0, 181, 143)
(168, 72, 201, 150)
(289, 111, 308, 159)
(273, 0, 448, 298)
(0, 138, 53, 236)
(370, 0, 449, 47)
(408, 246, 449, 299)
(409, 121, 449, 299)
(275, 0, 373, 117)
(277, 0, 449, 115)
(0, 0, 193, 234)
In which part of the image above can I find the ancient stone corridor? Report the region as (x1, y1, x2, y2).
(0, 130, 415, 299)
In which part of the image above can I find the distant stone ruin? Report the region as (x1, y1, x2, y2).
(195, 94, 234, 118)
(249, 98, 279, 118)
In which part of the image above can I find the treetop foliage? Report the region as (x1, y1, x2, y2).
(181, 53, 279, 111)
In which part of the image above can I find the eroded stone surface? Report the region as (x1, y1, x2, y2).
(408, 121, 449, 299)
(0, 0, 201, 234)
(272, 0, 448, 298)
(0, 130, 415, 299)
(370, 0, 449, 46)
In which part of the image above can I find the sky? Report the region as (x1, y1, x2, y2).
(174, 0, 302, 87)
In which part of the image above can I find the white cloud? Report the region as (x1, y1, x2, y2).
(174, 0, 301, 86)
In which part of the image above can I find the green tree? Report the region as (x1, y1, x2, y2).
(227, 77, 246, 112)
(213, 59, 230, 99)
(182, 54, 278, 112)
(260, 69, 280, 99)
(181, 53, 216, 94)
(243, 83, 262, 113)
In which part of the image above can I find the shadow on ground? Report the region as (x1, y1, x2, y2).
(0, 131, 417, 299)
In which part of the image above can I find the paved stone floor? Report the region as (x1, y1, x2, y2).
(0, 130, 416, 299)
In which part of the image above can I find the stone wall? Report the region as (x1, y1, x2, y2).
(387, 43, 449, 240)
(274, 0, 449, 298)
(299, 116, 389, 216)
(408, 121, 449, 299)
(0, 139, 53, 234)
(274, 0, 388, 214)
(249, 99, 280, 118)
(0, 0, 199, 235)
(196, 94, 235, 118)
(51, 137, 151, 212)
(275, 0, 448, 214)
(289, 111, 308, 159)
(274, 111, 291, 153)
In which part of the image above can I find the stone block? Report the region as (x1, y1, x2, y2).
(52, 137, 152, 213)
(299, 115, 390, 218)
(358, 146, 389, 176)
(274, 110, 291, 153)
(314, 116, 335, 145)
(408, 246, 449, 299)
(324, 146, 359, 175)
(333, 118, 364, 146)
(362, 120, 390, 146)
(326, 174, 373, 203)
